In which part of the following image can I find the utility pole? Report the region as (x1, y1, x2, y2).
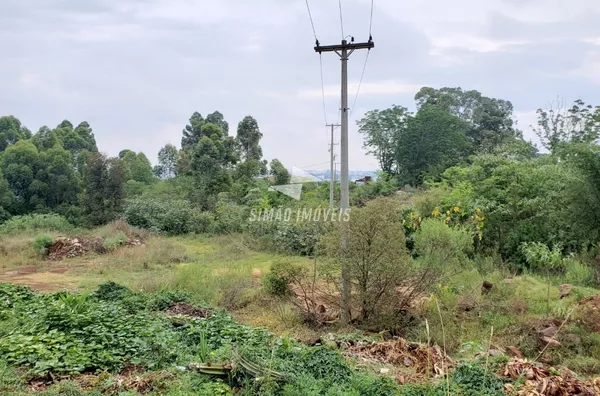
(315, 37, 374, 325)
(327, 123, 340, 208)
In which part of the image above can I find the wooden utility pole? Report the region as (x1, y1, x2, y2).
(315, 38, 374, 324)
(327, 123, 340, 208)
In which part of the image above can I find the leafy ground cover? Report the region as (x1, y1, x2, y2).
(0, 282, 416, 395)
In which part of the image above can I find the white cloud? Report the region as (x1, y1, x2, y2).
(299, 81, 423, 98)
(574, 51, 600, 84)
(238, 43, 262, 53)
(430, 36, 529, 53)
(583, 37, 600, 45)
(19, 72, 41, 88)
(129, 0, 301, 27)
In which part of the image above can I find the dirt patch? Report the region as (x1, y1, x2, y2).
(165, 302, 212, 318)
(2, 265, 38, 276)
(0, 266, 79, 292)
(343, 338, 453, 378)
(501, 358, 600, 395)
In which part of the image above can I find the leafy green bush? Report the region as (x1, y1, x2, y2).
(273, 221, 328, 256)
(33, 234, 54, 256)
(414, 219, 473, 270)
(93, 281, 132, 301)
(263, 260, 303, 297)
(103, 231, 127, 250)
(123, 197, 201, 235)
(211, 200, 248, 234)
(0, 213, 73, 235)
(191, 210, 216, 234)
(563, 257, 594, 286)
(148, 290, 192, 311)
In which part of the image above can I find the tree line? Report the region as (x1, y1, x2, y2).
(0, 111, 290, 227)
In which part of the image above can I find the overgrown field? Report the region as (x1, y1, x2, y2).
(3, 282, 597, 396)
(1, 218, 600, 394)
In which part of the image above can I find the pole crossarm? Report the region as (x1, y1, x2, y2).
(314, 41, 374, 54)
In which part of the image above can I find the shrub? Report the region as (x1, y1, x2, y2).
(211, 200, 248, 234)
(414, 219, 473, 271)
(273, 221, 328, 256)
(93, 282, 132, 301)
(322, 198, 413, 327)
(0, 214, 72, 235)
(148, 290, 192, 311)
(264, 260, 303, 297)
(103, 231, 127, 251)
(33, 234, 54, 256)
(563, 257, 594, 286)
(264, 273, 290, 297)
(123, 197, 201, 235)
(190, 211, 216, 234)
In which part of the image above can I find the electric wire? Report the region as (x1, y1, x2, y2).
(368, 0, 374, 37)
(349, 49, 371, 118)
(304, 0, 318, 41)
(338, 0, 345, 39)
(319, 54, 328, 125)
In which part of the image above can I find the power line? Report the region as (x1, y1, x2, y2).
(296, 160, 330, 169)
(349, 49, 371, 118)
(319, 54, 328, 125)
(304, 0, 318, 41)
(338, 0, 345, 39)
(368, 0, 374, 37)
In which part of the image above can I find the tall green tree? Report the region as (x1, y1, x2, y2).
(236, 116, 264, 162)
(37, 145, 80, 209)
(187, 122, 238, 207)
(397, 106, 471, 185)
(0, 169, 14, 221)
(81, 152, 126, 226)
(32, 126, 59, 150)
(415, 87, 517, 153)
(154, 144, 180, 179)
(53, 120, 97, 153)
(181, 112, 205, 149)
(0, 140, 40, 213)
(270, 159, 291, 185)
(120, 150, 154, 184)
(357, 105, 410, 175)
(534, 99, 600, 152)
(206, 111, 229, 135)
(0, 116, 30, 152)
(74, 121, 98, 152)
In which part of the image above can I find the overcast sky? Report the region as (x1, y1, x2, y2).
(1, 0, 599, 170)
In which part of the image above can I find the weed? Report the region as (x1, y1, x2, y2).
(33, 234, 53, 256)
(103, 231, 127, 251)
(149, 290, 192, 311)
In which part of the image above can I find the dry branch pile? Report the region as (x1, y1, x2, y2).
(165, 302, 211, 318)
(48, 237, 104, 260)
(47, 236, 143, 261)
(501, 359, 600, 395)
(344, 338, 453, 377)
